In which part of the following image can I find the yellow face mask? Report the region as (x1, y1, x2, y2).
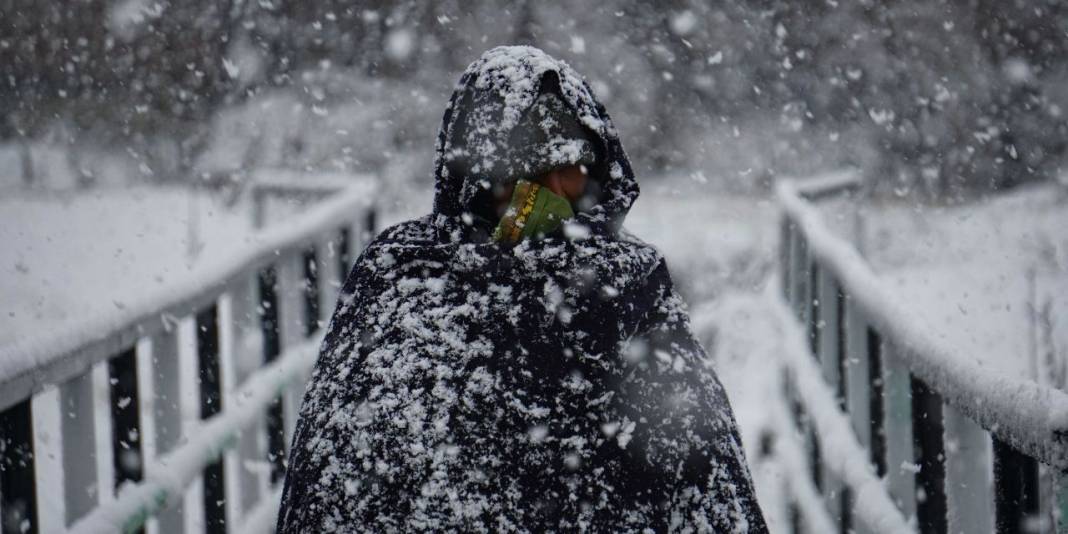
(492, 179, 576, 243)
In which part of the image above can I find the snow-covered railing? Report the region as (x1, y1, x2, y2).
(777, 174, 1068, 533)
(0, 178, 376, 533)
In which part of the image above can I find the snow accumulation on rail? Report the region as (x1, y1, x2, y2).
(765, 282, 913, 534)
(69, 337, 319, 534)
(0, 180, 374, 404)
(777, 179, 1068, 469)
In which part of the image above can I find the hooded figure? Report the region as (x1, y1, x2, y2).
(277, 46, 767, 533)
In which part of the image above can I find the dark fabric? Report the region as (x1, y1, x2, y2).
(277, 46, 768, 533)
(447, 90, 598, 184)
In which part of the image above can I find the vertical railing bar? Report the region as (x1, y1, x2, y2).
(789, 502, 803, 534)
(810, 427, 823, 492)
(844, 297, 871, 449)
(993, 438, 1041, 533)
(196, 305, 227, 533)
(815, 267, 844, 529)
(363, 207, 378, 250)
(217, 292, 246, 528)
(337, 226, 352, 287)
(809, 261, 820, 358)
(797, 235, 810, 323)
(108, 348, 144, 494)
(944, 402, 996, 533)
(257, 266, 287, 485)
(302, 246, 321, 338)
(131, 339, 159, 533)
(90, 362, 116, 509)
(781, 217, 793, 302)
(150, 325, 185, 534)
(277, 253, 306, 449)
(803, 250, 820, 497)
(60, 371, 97, 527)
(911, 374, 948, 533)
(1054, 470, 1068, 534)
(869, 329, 887, 477)
(839, 488, 852, 534)
(836, 289, 848, 411)
(882, 340, 917, 519)
(317, 236, 341, 327)
(228, 275, 267, 519)
(789, 222, 801, 316)
(26, 390, 62, 532)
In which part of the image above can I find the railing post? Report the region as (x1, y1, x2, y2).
(337, 226, 353, 286)
(800, 249, 821, 495)
(149, 324, 186, 534)
(943, 404, 994, 533)
(788, 223, 803, 316)
(795, 234, 811, 323)
(911, 375, 947, 533)
(277, 253, 307, 446)
(90, 361, 117, 507)
(817, 274, 843, 400)
(1, 399, 37, 534)
(1055, 471, 1068, 534)
(362, 207, 378, 250)
(993, 439, 1041, 533)
(196, 305, 227, 533)
(868, 330, 887, 477)
(1039, 466, 1057, 534)
(843, 301, 871, 449)
(816, 269, 846, 529)
(257, 266, 287, 485)
(228, 275, 269, 519)
(302, 246, 322, 337)
(783, 363, 805, 534)
(60, 371, 98, 527)
(882, 341, 917, 520)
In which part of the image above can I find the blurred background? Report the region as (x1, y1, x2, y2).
(4, 0, 1068, 197)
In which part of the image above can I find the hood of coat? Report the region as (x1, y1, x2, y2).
(431, 46, 639, 236)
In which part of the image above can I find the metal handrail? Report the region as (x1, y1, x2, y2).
(777, 173, 1067, 533)
(778, 178, 1068, 468)
(0, 177, 377, 534)
(769, 287, 912, 534)
(0, 179, 375, 411)
(69, 338, 319, 533)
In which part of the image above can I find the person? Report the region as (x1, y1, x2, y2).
(277, 46, 768, 533)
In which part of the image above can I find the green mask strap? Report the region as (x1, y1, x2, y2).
(493, 179, 575, 243)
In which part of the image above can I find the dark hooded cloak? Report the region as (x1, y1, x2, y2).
(277, 46, 768, 533)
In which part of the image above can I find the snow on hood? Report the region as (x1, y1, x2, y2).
(431, 46, 640, 235)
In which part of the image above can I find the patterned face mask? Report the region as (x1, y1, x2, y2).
(492, 179, 575, 243)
